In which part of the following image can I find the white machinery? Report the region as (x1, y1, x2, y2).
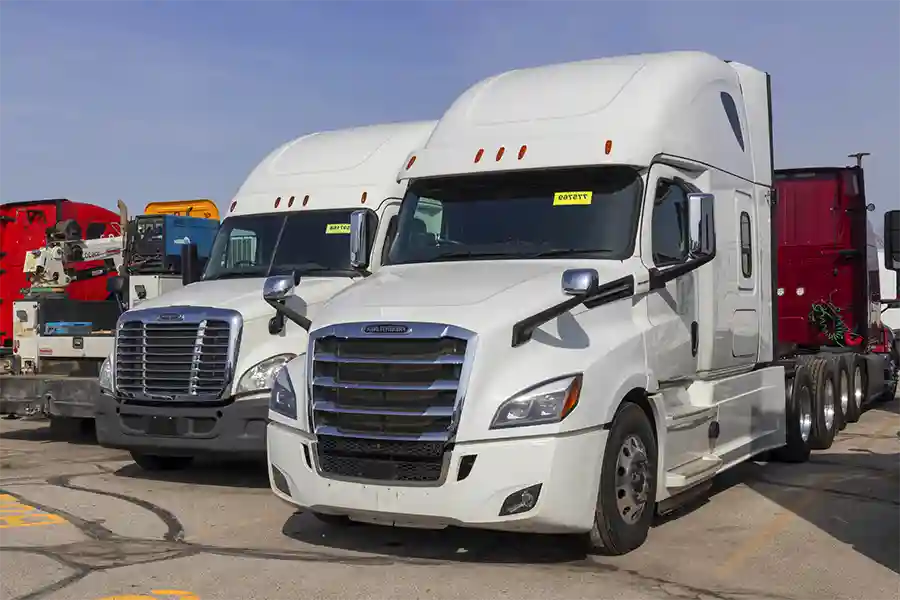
(263, 51, 900, 555)
(22, 232, 124, 290)
(94, 120, 438, 472)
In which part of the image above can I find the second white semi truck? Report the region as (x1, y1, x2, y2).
(95, 120, 437, 470)
(264, 51, 900, 555)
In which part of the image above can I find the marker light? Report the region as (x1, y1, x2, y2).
(495, 147, 505, 161)
(288, 196, 295, 208)
(605, 140, 613, 155)
(518, 145, 527, 160)
(361, 191, 368, 204)
(474, 148, 484, 163)
(406, 155, 417, 170)
(302, 195, 310, 207)
(274, 197, 281, 208)
(229, 200, 237, 212)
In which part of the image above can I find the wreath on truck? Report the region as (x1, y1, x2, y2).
(808, 300, 868, 349)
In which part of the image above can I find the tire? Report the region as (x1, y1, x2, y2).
(310, 513, 356, 527)
(771, 366, 813, 463)
(580, 402, 658, 556)
(130, 452, 194, 471)
(808, 356, 837, 450)
(843, 354, 864, 423)
(49, 416, 91, 440)
(832, 355, 851, 431)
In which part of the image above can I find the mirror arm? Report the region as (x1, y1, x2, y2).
(265, 298, 311, 332)
(648, 251, 716, 291)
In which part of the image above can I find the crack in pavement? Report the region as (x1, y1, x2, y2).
(0, 474, 798, 600)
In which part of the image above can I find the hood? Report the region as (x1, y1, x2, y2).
(131, 276, 354, 323)
(319, 259, 634, 334)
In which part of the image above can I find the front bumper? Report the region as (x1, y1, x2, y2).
(267, 422, 607, 534)
(0, 375, 99, 419)
(95, 393, 268, 458)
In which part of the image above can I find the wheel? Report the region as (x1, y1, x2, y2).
(580, 402, 657, 556)
(808, 356, 837, 450)
(832, 356, 851, 430)
(130, 452, 194, 471)
(49, 416, 91, 440)
(310, 512, 356, 527)
(771, 366, 813, 463)
(843, 354, 864, 423)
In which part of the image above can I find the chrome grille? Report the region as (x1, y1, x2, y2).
(309, 323, 474, 485)
(114, 307, 241, 401)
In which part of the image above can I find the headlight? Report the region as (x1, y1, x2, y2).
(236, 354, 296, 394)
(270, 365, 297, 419)
(99, 357, 112, 393)
(490, 374, 582, 429)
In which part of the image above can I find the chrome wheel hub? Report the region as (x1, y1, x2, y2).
(839, 370, 849, 415)
(615, 435, 651, 524)
(797, 386, 813, 442)
(823, 378, 835, 432)
(853, 366, 864, 408)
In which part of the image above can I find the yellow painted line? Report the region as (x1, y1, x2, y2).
(715, 418, 897, 577)
(97, 591, 199, 600)
(0, 493, 66, 529)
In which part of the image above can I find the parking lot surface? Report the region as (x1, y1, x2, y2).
(1, 398, 898, 600)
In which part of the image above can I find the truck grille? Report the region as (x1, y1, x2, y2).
(115, 312, 237, 401)
(309, 323, 473, 485)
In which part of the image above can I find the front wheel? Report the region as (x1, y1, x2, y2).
(580, 402, 657, 556)
(130, 452, 194, 471)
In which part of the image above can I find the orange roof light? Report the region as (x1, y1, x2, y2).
(302, 195, 310, 207)
(361, 191, 368, 204)
(474, 148, 484, 163)
(229, 200, 237, 213)
(274, 196, 281, 208)
(604, 140, 613, 155)
(518, 145, 527, 160)
(406, 155, 417, 170)
(495, 146, 505, 161)
(288, 196, 295, 208)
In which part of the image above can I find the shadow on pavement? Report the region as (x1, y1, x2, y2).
(112, 457, 270, 489)
(0, 417, 99, 446)
(281, 512, 587, 564)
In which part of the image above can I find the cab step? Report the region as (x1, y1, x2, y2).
(665, 454, 723, 490)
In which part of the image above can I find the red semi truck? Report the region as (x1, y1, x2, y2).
(0, 199, 122, 373)
(773, 163, 896, 447)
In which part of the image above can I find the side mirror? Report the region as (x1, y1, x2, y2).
(884, 210, 900, 271)
(262, 275, 310, 332)
(687, 192, 716, 258)
(562, 268, 600, 297)
(106, 275, 126, 295)
(349, 210, 369, 270)
(262, 274, 295, 302)
(180, 242, 200, 286)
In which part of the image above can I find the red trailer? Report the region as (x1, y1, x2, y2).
(0, 199, 121, 359)
(774, 165, 895, 441)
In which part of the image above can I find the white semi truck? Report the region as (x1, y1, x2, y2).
(264, 51, 900, 555)
(95, 120, 437, 471)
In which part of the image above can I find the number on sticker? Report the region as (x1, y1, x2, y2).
(325, 223, 351, 234)
(553, 191, 593, 206)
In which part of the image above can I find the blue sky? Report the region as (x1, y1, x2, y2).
(1, 1, 897, 227)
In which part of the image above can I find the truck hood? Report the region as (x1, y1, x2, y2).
(130, 276, 354, 323)
(318, 259, 635, 334)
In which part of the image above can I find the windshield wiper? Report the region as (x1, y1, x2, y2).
(520, 248, 612, 258)
(428, 250, 519, 262)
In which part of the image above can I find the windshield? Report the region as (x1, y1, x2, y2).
(202, 208, 365, 281)
(387, 166, 643, 265)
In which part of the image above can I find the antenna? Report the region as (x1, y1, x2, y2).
(847, 152, 870, 168)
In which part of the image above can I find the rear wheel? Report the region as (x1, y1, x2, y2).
(580, 402, 657, 556)
(833, 356, 851, 431)
(772, 366, 813, 463)
(808, 357, 837, 450)
(130, 452, 194, 471)
(843, 354, 864, 423)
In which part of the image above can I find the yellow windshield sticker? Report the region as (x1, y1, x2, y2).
(325, 223, 351, 234)
(553, 191, 593, 206)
